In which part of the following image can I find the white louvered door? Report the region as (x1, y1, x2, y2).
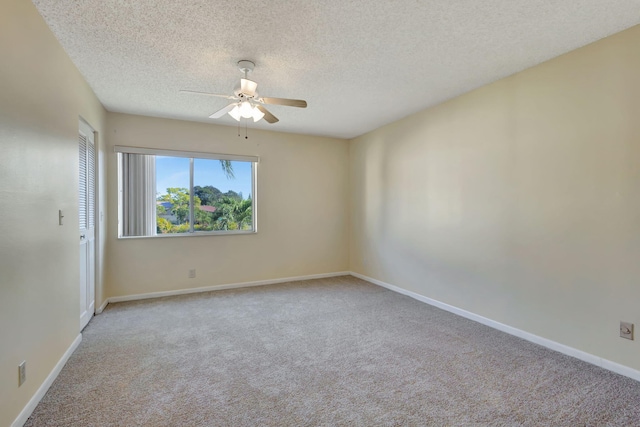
(79, 121, 96, 330)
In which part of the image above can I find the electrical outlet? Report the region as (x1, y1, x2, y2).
(188, 269, 196, 279)
(620, 322, 634, 340)
(18, 361, 26, 386)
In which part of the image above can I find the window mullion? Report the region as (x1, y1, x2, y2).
(189, 158, 194, 233)
(252, 162, 257, 232)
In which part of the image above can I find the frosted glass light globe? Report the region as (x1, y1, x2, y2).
(239, 101, 253, 118)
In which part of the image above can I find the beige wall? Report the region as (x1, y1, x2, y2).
(0, 0, 107, 425)
(105, 113, 349, 298)
(350, 25, 640, 371)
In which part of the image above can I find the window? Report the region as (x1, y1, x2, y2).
(116, 146, 257, 238)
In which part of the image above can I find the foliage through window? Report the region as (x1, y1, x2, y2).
(117, 147, 257, 237)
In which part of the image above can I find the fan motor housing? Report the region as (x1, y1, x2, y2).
(233, 88, 258, 99)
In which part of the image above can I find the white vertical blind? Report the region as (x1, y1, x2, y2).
(122, 153, 156, 236)
(78, 133, 87, 230)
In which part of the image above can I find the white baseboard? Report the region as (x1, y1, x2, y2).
(12, 334, 82, 427)
(106, 271, 351, 304)
(96, 298, 109, 314)
(350, 271, 640, 383)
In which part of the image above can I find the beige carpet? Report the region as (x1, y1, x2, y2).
(25, 276, 640, 426)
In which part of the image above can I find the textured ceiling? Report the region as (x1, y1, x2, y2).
(32, 0, 640, 139)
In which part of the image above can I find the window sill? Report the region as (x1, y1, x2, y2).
(118, 230, 257, 239)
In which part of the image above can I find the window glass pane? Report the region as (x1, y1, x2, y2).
(156, 156, 191, 234)
(193, 159, 253, 232)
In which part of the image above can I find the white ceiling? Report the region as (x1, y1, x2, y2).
(32, 0, 640, 139)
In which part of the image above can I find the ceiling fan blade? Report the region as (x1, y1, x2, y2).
(240, 78, 258, 96)
(179, 90, 236, 100)
(256, 105, 279, 124)
(209, 103, 237, 119)
(259, 97, 307, 108)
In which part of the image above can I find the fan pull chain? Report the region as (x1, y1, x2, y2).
(245, 121, 248, 139)
(237, 121, 240, 138)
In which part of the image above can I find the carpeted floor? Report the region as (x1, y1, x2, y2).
(25, 276, 640, 426)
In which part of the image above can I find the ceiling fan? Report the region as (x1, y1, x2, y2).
(180, 60, 307, 124)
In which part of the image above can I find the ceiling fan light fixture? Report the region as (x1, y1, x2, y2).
(182, 59, 306, 126)
(228, 104, 241, 121)
(239, 101, 254, 118)
(252, 106, 265, 122)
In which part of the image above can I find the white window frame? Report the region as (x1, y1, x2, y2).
(115, 145, 258, 239)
